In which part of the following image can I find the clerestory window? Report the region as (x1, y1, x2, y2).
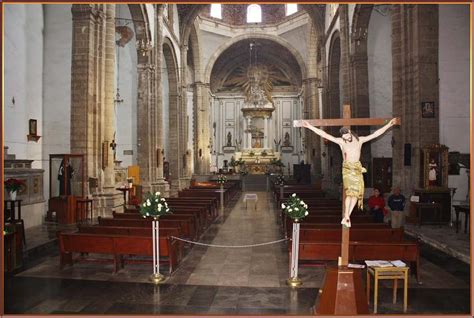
(247, 4, 262, 23)
(210, 4, 222, 19)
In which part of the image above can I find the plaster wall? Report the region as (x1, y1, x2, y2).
(115, 5, 138, 168)
(438, 4, 470, 202)
(367, 7, 393, 159)
(4, 4, 44, 167)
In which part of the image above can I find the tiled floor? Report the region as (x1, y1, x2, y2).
(4, 191, 471, 314)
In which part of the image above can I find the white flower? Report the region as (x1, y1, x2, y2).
(305, 211, 308, 216)
(161, 198, 166, 202)
(281, 203, 286, 209)
(292, 193, 296, 197)
(147, 201, 151, 207)
(301, 200, 306, 205)
(155, 192, 161, 196)
(155, 198, 159, 202)
(294, 207, 299, 211)
(166, 208, 170, 212)
(143, 203, 147, 207)
(288, 208, 293, 212)
(158, 206, 162, 212)
(146, 213, 150, 216)
(158, 204, 163, 210)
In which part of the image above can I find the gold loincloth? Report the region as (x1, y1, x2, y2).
(342, 161, 367, 210)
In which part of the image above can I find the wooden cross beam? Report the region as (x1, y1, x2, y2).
(295, 104, 401, 266)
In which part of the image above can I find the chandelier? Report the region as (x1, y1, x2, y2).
(137, 39, 153, 56)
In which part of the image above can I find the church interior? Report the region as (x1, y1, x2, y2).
(3, 3, 472, 315)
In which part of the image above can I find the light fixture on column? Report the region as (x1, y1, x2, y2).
(114, 34, 124, 105)
(352, 27, 368, 46)
(137, 39, 152, 56)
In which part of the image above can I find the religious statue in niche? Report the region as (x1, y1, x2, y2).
(428, 158, 438, 186)
(299, 118, 397, 227)
(115, 26, 134, 47)
(58, 159, 75, 196)
(226, 131, 232, 147)
(283, 132, 291, 147)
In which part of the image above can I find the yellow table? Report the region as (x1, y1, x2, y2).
(366, 266, 409, 313)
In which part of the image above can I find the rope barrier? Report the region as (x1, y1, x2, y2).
(171, 236, 289, 248)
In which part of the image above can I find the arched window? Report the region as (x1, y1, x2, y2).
(210, 4, 222, 19)
(247, 4, 262, 23)
(285, 4, 298, 16)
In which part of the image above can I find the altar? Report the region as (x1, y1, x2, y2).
(236, 149, 280, 174)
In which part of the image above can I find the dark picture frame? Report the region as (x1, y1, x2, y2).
(29, 119, 37, 136)
(421, 102, 435, 118)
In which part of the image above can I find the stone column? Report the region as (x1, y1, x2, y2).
(339, 4, 353, 105)
(264, 116, 268, 149)
(247, 117, 252, 148)
(392, 4, 440, 192)
(102, 4, 116, 189)
(193, 82, 211, 175)
(137, 63, 153, 191)
(152, 6, 169, 196)
(243, 116, 248, 149)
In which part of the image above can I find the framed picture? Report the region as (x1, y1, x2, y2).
(421, 102, 435, 118)
(29, 119, 37, 136)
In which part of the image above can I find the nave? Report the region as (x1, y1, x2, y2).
(5, 189, 470, 315)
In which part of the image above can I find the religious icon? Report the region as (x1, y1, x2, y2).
(283, 132, 291, 147)
(421, 102, 435, 118)
(58, 159, 75, 196)
(299, 118, 398, 227)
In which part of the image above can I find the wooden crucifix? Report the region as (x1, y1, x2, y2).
(295, 104, 400, 314)
(295, 104, 400, 265)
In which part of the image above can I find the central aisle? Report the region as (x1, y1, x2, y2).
(167, 191, 292, 287)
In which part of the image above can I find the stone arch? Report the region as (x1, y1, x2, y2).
(326, 30, 343, 184)
(351, 4, 373, 55)
(162, 37, 181, 191)
(203, 33, 307, 85)
(127, 4, 153, 64)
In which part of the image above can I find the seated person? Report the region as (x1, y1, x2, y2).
(368, 187, 386, 223)
(388, 187, 406, 228)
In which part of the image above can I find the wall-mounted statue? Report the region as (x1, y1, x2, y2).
(227, 131, 232, 147)
(283, 132, 291, 147)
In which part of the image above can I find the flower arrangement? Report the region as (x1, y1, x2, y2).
(261, 150, 268, 157)
(4, 178, 24, 193)
(217, 174, 227, 184)
(275, 175, 285, 186)
(139, 191, 172, 219)
(281, 193, 309, 221)
(249, 151, 255, 157)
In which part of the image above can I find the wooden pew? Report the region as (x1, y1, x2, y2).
(295, 241, 421, 282)
(58, 231, 179, 273)
(98, 216, 193, 240)
(77, 224, 184, 261)
(299, 227, 404, 243)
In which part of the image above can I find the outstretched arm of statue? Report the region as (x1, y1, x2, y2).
(360, 118, 398, 143)
(296, 120, 341, 145)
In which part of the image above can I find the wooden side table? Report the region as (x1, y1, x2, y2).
(453, 204, 470, 234)
(366, 266, 409, 314)
(76, 198, 93, 223)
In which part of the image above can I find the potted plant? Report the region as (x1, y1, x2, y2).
(4, 178, 24, 201)
(139, 191, 172, 284)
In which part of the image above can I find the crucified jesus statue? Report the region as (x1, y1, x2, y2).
(299, 118, 398, 227)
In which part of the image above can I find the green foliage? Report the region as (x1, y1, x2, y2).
(139, 191, 172, 220)
(217, 174, 227, 184)
(281, 193, 309, 220)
